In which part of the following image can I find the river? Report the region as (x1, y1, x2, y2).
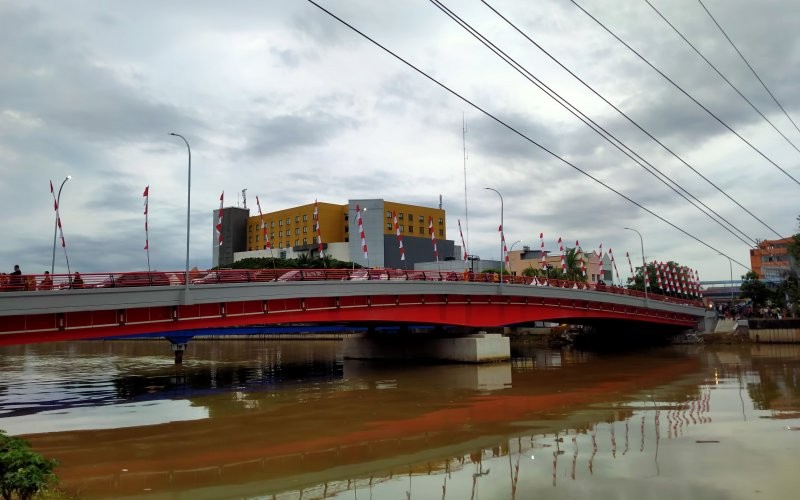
(1, 338, 798, 499)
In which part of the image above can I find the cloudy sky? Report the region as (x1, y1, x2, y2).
(2, 0, 798, 282)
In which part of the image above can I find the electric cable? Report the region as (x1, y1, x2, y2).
(431, 0, 756, 246)
(570, 0, 800, 188)
(481, 0, 782, 240)
(304, 0, 751, 270)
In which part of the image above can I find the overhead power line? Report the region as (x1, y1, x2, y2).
(304, 0, 751, 270)
(644, 0, 800, 157)
(570, 0, 800, 188)
(432, 0, 756, 247)
(698, 0, 800, 139)
(479, 0, 781, 242)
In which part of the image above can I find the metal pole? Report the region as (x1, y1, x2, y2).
(51, 176, 71, 275)
(485, 187, 503, 293)
(719, 253, 734, 305)
(169, 133, 191, 293)
(624, 227, 648, 303)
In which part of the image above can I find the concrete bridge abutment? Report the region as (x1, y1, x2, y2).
(343, 331, 510, 363)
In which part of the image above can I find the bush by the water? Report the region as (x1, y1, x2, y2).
(0, 431, 58, 500)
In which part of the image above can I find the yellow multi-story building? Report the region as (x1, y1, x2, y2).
(221, 198, 452, 269)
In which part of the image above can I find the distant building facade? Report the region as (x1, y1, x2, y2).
(216, 199, 457, 268)
(750, 237, 798, 282)
(506, 246, 613, 284)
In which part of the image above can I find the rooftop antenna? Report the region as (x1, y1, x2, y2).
(241, 188, 247, 209)
(439, 194, 442, 209)
(463, 114, 469, 252)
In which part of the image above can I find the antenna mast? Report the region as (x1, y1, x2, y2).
(463, 114, 469, 253)
(241, 188, 247, 209)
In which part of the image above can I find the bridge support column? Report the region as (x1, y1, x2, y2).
(166, 336, 193, 365)
(343, 331, 510, 363)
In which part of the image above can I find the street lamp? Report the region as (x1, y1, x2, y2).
(719, 253, 734, 306)
(624, 227, 648, 303)
(485, 187, 504, 293)
(51, 175, 72, 275)
(169, 133, 191, 293)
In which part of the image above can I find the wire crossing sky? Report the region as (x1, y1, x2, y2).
(1, 0, 797, 279)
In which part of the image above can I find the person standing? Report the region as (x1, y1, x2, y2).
(71, 272, 84, 289)
(39, 271, 53, 291)
(9, 265, 23, 291)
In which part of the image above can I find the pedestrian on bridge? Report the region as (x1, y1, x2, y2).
(9, 264, 23, 291)
(38, 271, 53, 291)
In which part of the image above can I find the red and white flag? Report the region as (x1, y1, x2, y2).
(393, 211, 405, 261)
(498, 225, 509, 266)
(255, 196, 271, 250)
(609, 248, 620, 283)
(576, 240, 585, 277)
(654, 260, 662, 289)
(314, 199, 324, 258)
(458, 219, 468, 260)
(215, 191, 224, 246)
(49, 179, 66, 249)
(540, 232, 546, 269)
(356, 204, 368, 260)
(626, 251, 634, 275)
(143, 186, 149, 250)
(597, 243, 603, 281)
(559, 237, 566, 274)
(429, 216, 438, 261)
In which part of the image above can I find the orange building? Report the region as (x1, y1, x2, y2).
(749, 237, 796, 282)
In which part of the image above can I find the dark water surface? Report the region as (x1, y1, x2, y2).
(1, 339, 798, 499)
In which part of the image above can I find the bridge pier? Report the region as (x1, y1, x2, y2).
(166, 336, 193, 364)
(343, 331, 510, 363)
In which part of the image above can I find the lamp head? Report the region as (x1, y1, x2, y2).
(66, 175, 72, 181)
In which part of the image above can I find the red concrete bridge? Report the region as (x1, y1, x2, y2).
(0, 269, 705, 347)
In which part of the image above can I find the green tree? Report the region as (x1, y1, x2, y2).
(740, 271, 774, 311)
(0, 431, 58, 500)
(775, 270, 800, 318)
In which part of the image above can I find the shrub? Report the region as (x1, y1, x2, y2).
(0, 431, 58, 500)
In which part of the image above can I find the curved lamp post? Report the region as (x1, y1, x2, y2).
(719, 253, 734, 305)
(169, 133, 191, 293)
(51, 175, 72, 275)
(624, 227, 648, 303)
(485, 187, 504, 293)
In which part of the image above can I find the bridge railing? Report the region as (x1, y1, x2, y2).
(0, 268, 703, 307)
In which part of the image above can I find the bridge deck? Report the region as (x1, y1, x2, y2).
(0, 269, 706, 345)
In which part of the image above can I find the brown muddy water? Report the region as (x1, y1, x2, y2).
(0, 339, 798, 499)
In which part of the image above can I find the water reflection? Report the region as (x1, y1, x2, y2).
(0, 341, 799, 499)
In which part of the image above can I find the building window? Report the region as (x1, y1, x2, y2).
(278, 242, 283, 249)
(409, 226, 414, 233)
(295, 216, 299, 223)
(303, 214, 308, 222)
(439, 229, 444, 237)
(248, 226, 252, 232)
(387, 223, 392, 230)
(438, 218, 443, 225)
(270, 221, 275, 228)
(408, 213, 413, 221)
(399, 225, 404, 232)
(303, 226, 308, 233)
(386, 211, 392, 218)
(279, 220, 283, 227)
(303, 238, 308, 245)
(248, 236, 252, 243)
(418, 215, 423, 222)
(419, 227, 424, 235)
(285, 241, 290, 248)
(295, 239, 299, 246)
(285, 218, 290, 225)
(295, 228, 299, 235)
(255, 235, 259, 242)
(398, 213, 404, 220)
(344, 225, 349, 232)
(279, 231, 283, 237)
